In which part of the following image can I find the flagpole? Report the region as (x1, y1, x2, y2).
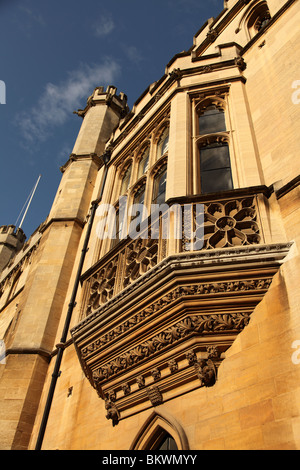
(18, 175, 41, 229)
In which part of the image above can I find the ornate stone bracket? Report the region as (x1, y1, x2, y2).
(72, 242, 291, 425)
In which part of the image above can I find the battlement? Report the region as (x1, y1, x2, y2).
(0, 224, 26, 239)
(74, 85, 129, 119)
(71, 85, 129, 158)
(0, 225, 26, 271)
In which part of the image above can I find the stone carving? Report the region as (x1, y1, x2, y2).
(136, 375, 145, 388)
(182, 196, 260, 250)
(146, 386, 163, 406)
(151, 368, 161, 381)
(87, 260, 117, 314)
(196, 197, 260, 250)
(91, 312, 252, 382)
(169, 68, 182, 81)
(234, 56, 247, 71)
(121, 383, 131, 395)
(168, 359, 178, 373)
(206, 29, 218, 41)
(194, 359, 216, 387)
(104, 389, 119, 426)
(186, 350, 197, 365)
(105, 399, 119, 427)
(81, 278, 271, 360)
(207, 345, 220, 359)
(123, 237, 158, 288)
(83, 195, 264, 316)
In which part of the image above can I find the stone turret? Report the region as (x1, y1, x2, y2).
(0, 225, 26, 271)
(0, 85, 128, 451)
(71, 85, 128, 156)
(50, 86, 128, 223)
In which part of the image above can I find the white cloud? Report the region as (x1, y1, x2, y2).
(123, 45, 144, 65)
(19, 5, 45, 27)
(16, 60, 120, 144)
(93, 14, 115, 37)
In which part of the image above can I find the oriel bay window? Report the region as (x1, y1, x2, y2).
(195, 97, 233, 194)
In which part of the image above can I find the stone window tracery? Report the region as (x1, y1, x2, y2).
(247, 2, 271, 38)
(236, 0, 271, 41)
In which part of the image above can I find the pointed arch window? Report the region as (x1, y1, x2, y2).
(156, 433, 178, 450)
(247, 2, 271, 39)
(130, 410, 189, 450)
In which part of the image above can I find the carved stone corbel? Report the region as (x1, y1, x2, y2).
(168, 359, 178, 373)
(169, 68, 182, 82)
(105, 399, 120, 427)
(194, 359, 217, 387)
(136, 375, 145, 389)
(207, 29, 218, 41)
(186, 349, 197, 365)
(234, 56, 247, 71)
(121, 382, 131, 396)
(151, 368, 161, 381)
(147, 386, 163, 406)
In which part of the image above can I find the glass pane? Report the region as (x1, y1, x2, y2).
(200, 144, 230, 171)
(120, 165, 132, 195)
(157, 434, 178, 451)
(199, 106, 226, 135)
(134, 186, 145, 206)
(111, 211, 121, 248)
(201, 168, 233, 193)
(161, 134, 169, 155)
(157, 128, 169, 159)
(138, 149, 149, 178)
(153, 170, 167, 204)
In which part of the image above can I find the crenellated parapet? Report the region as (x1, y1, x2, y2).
(0, 225, 26, 272)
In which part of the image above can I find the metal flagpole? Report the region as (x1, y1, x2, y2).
(18, 175, 41, 229)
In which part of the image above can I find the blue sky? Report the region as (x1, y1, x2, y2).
(0, 0, 223, 238)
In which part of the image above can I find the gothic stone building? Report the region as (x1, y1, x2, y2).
(0, 0, 299, 450)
